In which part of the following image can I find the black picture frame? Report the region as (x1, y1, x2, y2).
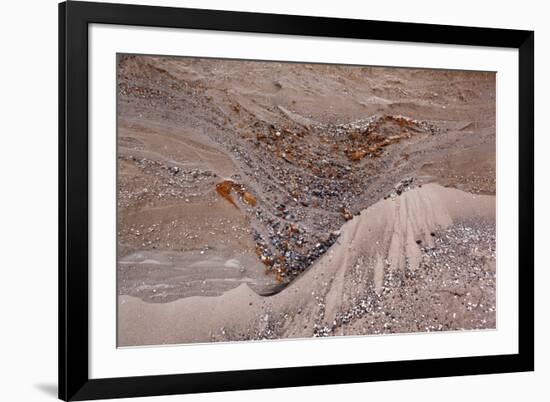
(59, 1, 534, 400)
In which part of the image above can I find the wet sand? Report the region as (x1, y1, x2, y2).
(117, 56, 496, 345)
(119, 183, 495, 346)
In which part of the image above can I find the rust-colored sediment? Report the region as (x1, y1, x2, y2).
(216, 180, 257, 208)
(215, 180, 239, 208)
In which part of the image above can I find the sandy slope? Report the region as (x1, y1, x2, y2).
(117, 56, 496, 300)
(117, 56, 497, 345)
(118, 183, 495, 346)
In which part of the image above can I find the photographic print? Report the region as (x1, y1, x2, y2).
(116, 55, 496, 347)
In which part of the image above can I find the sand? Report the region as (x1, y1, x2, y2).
(118, 183, 495, 346)
(116, 56, 496, 345)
